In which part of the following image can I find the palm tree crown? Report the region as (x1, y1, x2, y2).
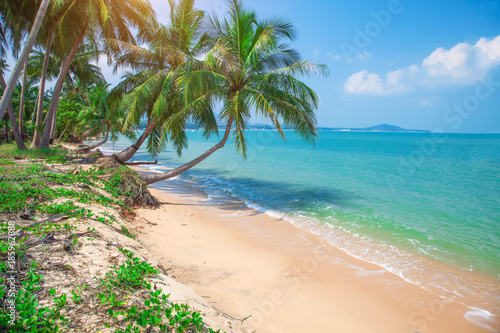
(137, 0, 328, 185)
(111, 0, 214, 160)
(177, 0, 328, 157)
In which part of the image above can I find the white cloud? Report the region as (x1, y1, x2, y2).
(344, 70, 385, 94)
(344, 35, 500, 95)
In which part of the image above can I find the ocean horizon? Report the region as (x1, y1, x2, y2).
(100, 130, 500, 316)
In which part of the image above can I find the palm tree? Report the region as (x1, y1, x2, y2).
(48, 43, 105, 141)
(0, 61, 27, 149)
(38, 0, 156, 148)
(0, 0, 51, 133)
(30, 1, 62, 148)
(76, 83, 127, 149)
(28, 42, 104, 145)
(11, 80, 38, 136)
(111, 0, 213, 163)
(137, 0, 328, 185)
(0, 0, 43, 149)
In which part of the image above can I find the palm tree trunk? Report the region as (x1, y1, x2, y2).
(4, 116, 8, 142)
(49, 104, 57, 143)
(138, 116, 234, 185)
(31, 30, 53, 148)
(57, 125, 69, 140)
(125, 160, 158, 166)
(113, 119, 158, 162)
(76, 128, 93, 142)
(19, 61, 28, 139)
(0, 0, 51, 123)
(0, 73, 27, 150)
(39, 23, 88, 149)
(87, 126, 110, 150)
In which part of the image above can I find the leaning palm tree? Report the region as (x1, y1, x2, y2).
(0, 0, 51, 131)
(137, 0, 328, 185)
(0, 0, 43, 149)
(38, 0, 156, 148)
(0, 61, 27, 149)
(111, 0, 213, 163)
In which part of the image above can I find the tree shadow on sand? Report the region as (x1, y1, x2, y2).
(147, 167, 360, 214)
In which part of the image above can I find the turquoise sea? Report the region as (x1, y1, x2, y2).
(101, 131, 500, 315)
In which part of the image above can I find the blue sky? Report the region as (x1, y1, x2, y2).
(148, 0, 500, 133)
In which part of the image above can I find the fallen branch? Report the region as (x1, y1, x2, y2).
(24, 231, 58, 249)
(24, 214, 68, 229)
(125, 160, 158, 166)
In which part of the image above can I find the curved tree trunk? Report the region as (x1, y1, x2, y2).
(138, 116, 234, 185)
(0, 73, 27, 150)
(0, 0, 51, 123)
(87, 126, 110, 149)
(125, 160, 157, 166)
(113, 118, 158, 162)
(39, 23, 88, 149)
(31, 30, 53, 148)
(76, 128, 93, 142)
(19, 61, 28, 139)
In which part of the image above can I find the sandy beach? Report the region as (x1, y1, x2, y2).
(130, 177, 498, 333)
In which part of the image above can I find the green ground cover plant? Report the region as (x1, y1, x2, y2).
(0, 155, 224, 332)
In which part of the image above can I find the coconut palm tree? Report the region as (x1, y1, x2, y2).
(0, 61, 27, 149)
(0, 0, 51, 132)
(11, 80, 38, 137)
(48, 43, 105, 141)
(38, 0, 156, 148)
(30, 1, 63, 148)
(75, 83, 128, 149)
(111, 0, 213, 163)
(137, 0, 328, 185)
(0, 0, 44, 149)
(28, 42, 104, 145)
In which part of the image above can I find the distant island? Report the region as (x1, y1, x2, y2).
(143, 122, 430, 133)
(228, 123, 430, 133)
(317, 124, 431, 133)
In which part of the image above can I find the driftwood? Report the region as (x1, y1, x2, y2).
(125, 160, 158, 166)
(23, 214, 68, 229)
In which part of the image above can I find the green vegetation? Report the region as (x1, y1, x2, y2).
(0, 143, 69, 161)
(0, 156, 223, 332)
(0, 267, 69, 333)
(97, 249, 216, 333)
